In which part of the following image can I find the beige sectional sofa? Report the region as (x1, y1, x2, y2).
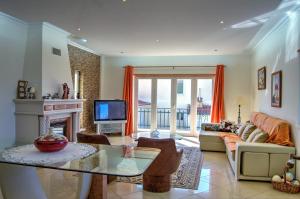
(199, 112, 296, 181)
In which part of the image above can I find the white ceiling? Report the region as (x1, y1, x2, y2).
(0, 0, 285, 56)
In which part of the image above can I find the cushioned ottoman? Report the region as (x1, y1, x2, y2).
(199, 131, 226, 152)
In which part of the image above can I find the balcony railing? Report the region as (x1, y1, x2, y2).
(138, 105, 211, 130)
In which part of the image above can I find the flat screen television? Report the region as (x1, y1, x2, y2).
(94, 100, 127, 121)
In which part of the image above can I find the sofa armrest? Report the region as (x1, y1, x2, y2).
(236, 142, 296, 154)
(234, 142, 295, 180)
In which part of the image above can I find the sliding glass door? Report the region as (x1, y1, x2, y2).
(135, 76, 213, 135)
(137, 79, 152, 130)
(197, 79, 213, 130)
(157, 79, 172, 131)
(176, 79, 191, 133)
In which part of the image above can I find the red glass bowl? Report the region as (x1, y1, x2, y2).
(34, 138, 68, 152)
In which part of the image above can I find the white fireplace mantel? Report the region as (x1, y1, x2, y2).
(14, 99, 84, 145)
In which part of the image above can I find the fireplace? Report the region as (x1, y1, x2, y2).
(50, 117, 73, 140)
(14, 99, 84, 144)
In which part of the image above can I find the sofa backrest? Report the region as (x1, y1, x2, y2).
(250, 112, 294, 146)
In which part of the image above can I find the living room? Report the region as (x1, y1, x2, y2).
(0, 0, 300, 199)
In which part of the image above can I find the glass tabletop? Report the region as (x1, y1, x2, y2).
(0, 144, 160, 177)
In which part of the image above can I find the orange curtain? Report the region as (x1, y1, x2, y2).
(211, 65, 225, 123)
(122, 66, 134, 136)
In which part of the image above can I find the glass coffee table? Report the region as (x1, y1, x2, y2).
(0, 144, 160, 199)
(132, 131, 182, 141)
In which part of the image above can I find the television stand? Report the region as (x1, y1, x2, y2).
(94, 120, 127, 136)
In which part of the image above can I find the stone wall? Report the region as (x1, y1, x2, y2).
(68, 45, 100, 132)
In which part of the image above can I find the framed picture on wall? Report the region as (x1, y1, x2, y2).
(271, 71, 282, 107)
(258, 66, 266, 90)
(17, 80, 28, 99)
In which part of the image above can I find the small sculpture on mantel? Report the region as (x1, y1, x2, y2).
(62, 83, 70, 99)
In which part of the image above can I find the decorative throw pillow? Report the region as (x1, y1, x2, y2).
(241, 124, 256, 141)
(252, 132, 269, 143)
(246, 128, 264, 143)
(236, 124, 247, 137)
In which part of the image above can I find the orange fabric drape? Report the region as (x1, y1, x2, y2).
(211, 65, 225, 123)
(122, 66, 134, 136)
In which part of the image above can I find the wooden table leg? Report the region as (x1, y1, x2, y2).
(88, 174, 107, 199)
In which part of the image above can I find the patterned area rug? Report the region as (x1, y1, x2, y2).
(117, 147, 203, 189)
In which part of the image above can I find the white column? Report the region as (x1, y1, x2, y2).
(170, 78, 177, 134)
(39, 116, 49, 135)
(72, 112, 80, 142)
(151, 79, 157, 131)
(190, 78, 198, 136)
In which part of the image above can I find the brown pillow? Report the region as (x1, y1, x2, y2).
(252, 132, 269, 143)
(236, 124, 247, 137)
(246, 128, 263, 143)
(241, 124, 256, 141)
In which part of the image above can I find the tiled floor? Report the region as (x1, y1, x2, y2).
(38, 136, 299, 199)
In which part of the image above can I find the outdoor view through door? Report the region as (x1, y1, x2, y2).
(137, 77, 213, 135)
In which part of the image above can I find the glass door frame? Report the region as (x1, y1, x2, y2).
(134, 74, 215, 136)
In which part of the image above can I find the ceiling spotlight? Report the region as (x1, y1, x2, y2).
(81, 38, 87, 43)
(156, 39, 160, 43)
(122, 0, 127, 2)
(77, 27, 81, 31)
(286, 11, 295, 17)
(220, 20, 224, 24)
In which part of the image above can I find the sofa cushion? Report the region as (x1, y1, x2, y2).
(241, 124, 256, 141)
(224, 135, 241, 144)
(252, 132, 269, 143)
(236, 123, 247, 137)
(250, 112, 294, 146)
(246, 128, 264, 143)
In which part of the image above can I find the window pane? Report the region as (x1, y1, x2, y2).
(197, 79, 213, 129)
(177, 80, 184, 94)
(157, 79, 171, 130)
(176, 79, 191, 131)
(138, 79, 152, 129)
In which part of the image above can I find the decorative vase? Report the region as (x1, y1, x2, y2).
(34, 127, 68, 152)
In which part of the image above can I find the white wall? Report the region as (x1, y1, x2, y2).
(23, 23, 73, 98)
(250, 12, 300, 177)
(0, 12, 28, 149)
(101, 54, 252, 122)
(22, 23, 43, 99)
(42, 23, 73, 97)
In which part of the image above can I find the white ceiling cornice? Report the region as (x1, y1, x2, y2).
(68, 40, 100, 56)
(0, 11, 27, 26)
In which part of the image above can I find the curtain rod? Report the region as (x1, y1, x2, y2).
(123, 66, 220, 69)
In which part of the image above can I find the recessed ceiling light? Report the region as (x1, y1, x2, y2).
(77, 27, 81, 31)
(81, 38, 87, 43)
(286, 11, 295, 17)
(122, 0, 127, 2)
(220, 20, 224, 24)
(156, 39, 160, 43)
